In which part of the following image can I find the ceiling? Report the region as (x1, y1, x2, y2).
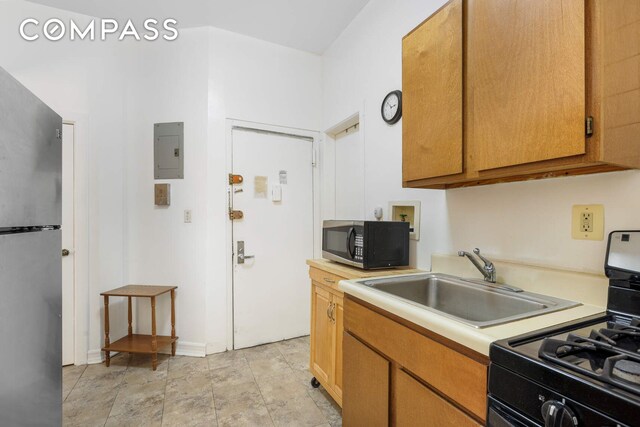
(25, 0, 371, 54)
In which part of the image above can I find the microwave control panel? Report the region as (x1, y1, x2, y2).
(355, 234, 363, 261)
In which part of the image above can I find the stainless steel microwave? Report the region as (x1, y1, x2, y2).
(322, 220, 410, 269)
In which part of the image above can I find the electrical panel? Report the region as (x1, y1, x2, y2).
(154, 122, 184, 179)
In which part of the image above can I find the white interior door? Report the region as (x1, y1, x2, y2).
(62, 123, 75, 366)
(232, 127, 314, 349)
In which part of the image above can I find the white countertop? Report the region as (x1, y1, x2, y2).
(339, 254, 608, 356)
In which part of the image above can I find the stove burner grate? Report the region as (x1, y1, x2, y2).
(539, 333, 640, 395)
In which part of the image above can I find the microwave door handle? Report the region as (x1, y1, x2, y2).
(346, 227, 356, 259)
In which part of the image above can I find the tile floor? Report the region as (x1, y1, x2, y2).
(63, 336, 342, 426)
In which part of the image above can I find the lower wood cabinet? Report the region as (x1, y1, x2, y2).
(394, 368, 481, 427)
(343, 332, 389, 427)
(343, 296, 488, 426)
(310, 275, 345, 406)
(307, 260, 423, 408)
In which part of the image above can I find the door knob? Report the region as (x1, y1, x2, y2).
(237, 241, 255, 264)
(62, 249, 70, 257)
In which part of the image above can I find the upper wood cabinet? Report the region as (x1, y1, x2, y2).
(402, 0, 463, 181)
(469, 0, 586, 170)
(402, 0, 640, 189)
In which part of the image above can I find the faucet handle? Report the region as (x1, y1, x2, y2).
(473, 248, 494, 268)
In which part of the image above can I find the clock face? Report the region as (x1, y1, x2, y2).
(381, 90, 402, 124)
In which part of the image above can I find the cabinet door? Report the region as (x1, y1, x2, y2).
(310, 284, 333, 385)
(468, 0, 586, 170)
(332, 295, 344, 399)
(394, 369, 481, 427)
(343, 332, 389, 427)
(402, 0, 463, 182)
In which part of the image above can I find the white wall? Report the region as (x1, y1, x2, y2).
(0, 0, 322, 359)
(0, 0, 131, 363)
(322, 0, 450, 269)
(322, 0, 640, 275)
(124, 26, 322, 355)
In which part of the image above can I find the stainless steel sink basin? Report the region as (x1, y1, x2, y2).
(358, 273, 580, 328)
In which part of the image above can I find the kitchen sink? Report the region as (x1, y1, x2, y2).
(358, 273, 580, 328)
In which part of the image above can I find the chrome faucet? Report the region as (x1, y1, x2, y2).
(458, 248, 497, 283)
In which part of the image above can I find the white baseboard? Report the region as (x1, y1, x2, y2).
(87, 349, 105, 365)
(87, 341, 206, 363)
(206, 342, 228, 355)
(172, 341, 206, 357)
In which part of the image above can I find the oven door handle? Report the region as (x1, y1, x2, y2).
(346, 227, 356, 259)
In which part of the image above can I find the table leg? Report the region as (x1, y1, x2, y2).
(104, 295, 110, 367)
(128, 296, 133, 360)
(128, 296, 133, 336)
(171, 289, 176, 356)
(151, 296, 157, 371)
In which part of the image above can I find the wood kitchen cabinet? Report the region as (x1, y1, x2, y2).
(343, 296, 489, 425)
(307, 260, 422, 407)
(402, 0, 640, 189)
(402, 0, 463, 181)
(310, 281, 344, 404)
(343, 332, 389, 427)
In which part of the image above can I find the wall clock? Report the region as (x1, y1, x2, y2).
(381, 90, 402, 124)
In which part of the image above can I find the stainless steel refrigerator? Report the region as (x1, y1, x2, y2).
(0, 66, 62, 426)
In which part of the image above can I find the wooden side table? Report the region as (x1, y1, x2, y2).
(100, 285, 178, 370)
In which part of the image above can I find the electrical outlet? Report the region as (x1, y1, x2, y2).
(581, 212, 593, 232)
(184, 209, 192, 223)
(572, 205, 604, 240)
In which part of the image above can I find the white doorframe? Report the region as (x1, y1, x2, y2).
(224, 119, 321, 350)
(62, 113, 90, 365)
(62, 121, 75, 365)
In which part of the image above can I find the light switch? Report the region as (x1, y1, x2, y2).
(272, 185, 282, 202)
(154, 184, 170, 206)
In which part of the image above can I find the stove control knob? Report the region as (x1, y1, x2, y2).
(541, 400, 578, 427)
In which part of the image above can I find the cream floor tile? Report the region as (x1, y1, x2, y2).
(207, 350, 248, 370)
(61, 335, 338, 427)
(266, 394, 327, 427)
(162, 392, 217, 427)
(165, 375, 212, 401)
(62, 365, 87, 401)
(276, 336, 309, 355)
(216, 397, 274, 427)
(63, 393, 115, 427)
(282, 349, 310, 371)
(211, 364, 256, 390)
(241, 342, 282, 361)
(267, 396, 327, 427)
(109, 379, 166, 417)
(248, 353, 294, 379)
(308, 388, 342, 427)
(213, 380, 263, 410)
(257, 372, 311, 406)
(105, 401, 164, 427)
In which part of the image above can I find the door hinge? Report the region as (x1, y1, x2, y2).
(586, 116, 594, 137)
(229, 174, 244, 185)
(56, 129, 61, 139)
(229, 209, 244, 220)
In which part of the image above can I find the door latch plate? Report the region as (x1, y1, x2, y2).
(229, 174, 244, 185)
(229, 209, 244, 220)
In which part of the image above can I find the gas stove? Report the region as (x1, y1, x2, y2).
(488, 231, 640, 427)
